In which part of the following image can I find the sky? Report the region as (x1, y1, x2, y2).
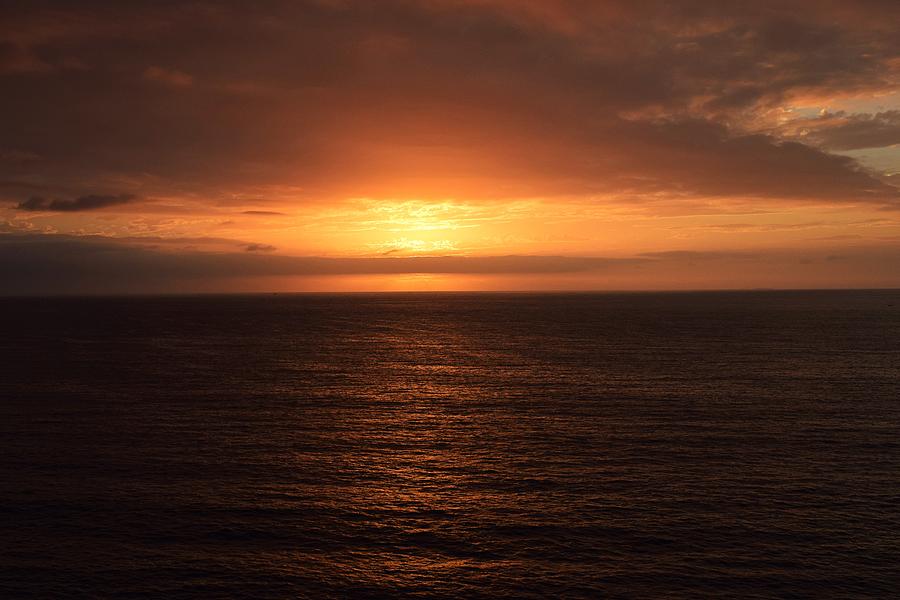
(2, 0, 900, 294)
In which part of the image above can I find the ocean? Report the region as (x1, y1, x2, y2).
(1, 290, 899, 598)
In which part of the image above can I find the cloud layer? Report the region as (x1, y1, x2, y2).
(2, 232, 899, 295)
(2, 1, 900, 292)
(1, 0, 899, 207)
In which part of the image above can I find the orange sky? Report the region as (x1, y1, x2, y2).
(2, 0, 900, 293)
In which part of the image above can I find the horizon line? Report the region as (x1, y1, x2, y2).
(3, 286, 899, 300)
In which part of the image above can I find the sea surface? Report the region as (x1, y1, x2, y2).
(1, 290, 899, 598)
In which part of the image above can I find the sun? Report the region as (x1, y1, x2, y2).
(350, 198, 485, 256)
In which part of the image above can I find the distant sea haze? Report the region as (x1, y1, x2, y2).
(2, 291, 899, 598)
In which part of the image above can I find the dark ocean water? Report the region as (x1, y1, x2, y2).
(1, 290, 899, 598)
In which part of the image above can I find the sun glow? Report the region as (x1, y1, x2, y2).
(277, 198, 517, 257)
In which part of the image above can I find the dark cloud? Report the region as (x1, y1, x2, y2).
(2, 232, 899, 294)
(242, 210, 285, 215)
(244, 243, 277, 252)
(639, 250, 760, 260)
(0, 232, 645, 294)
(0, 149, 40, 162)
(0, 0, 897, 205)
(15, 193, 137, 212)
(142, 65, 193, 87)
(789, 111, 900, 151)
(598, 119, 899, 202)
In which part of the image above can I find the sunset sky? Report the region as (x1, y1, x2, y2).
(2, 0, 900, 293)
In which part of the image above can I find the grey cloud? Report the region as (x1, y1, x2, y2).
(602, 119, 900, 203)
(795, 111, 900, 151)
(244, 243, 277, 252)
(16, 193, 137, 212)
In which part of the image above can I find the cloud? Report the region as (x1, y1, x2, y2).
(0, 149, 40, 162)
(0, 40, 51, 73)
(597, 119, 899, 203)
(639, 250, 760, 260)
(0, 232, 646, 294)
(142, 65, 193, 87)
(0, 0, 898, 208)
(244, 242, 277, 252)
(242, 210, 285, 215)
(785, 110, 900, 151)
(15, 194, 137, 212)
(2, 232, 899, 294)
